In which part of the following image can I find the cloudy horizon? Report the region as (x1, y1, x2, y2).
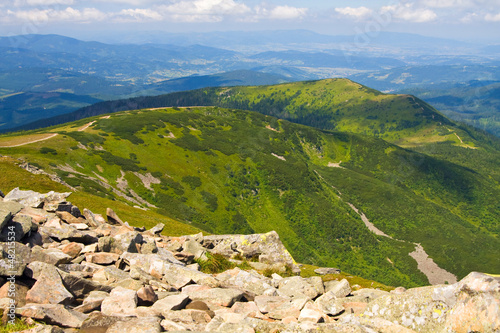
(1, 0, 499, 42)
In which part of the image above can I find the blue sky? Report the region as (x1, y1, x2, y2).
(1, 0, 499, 42)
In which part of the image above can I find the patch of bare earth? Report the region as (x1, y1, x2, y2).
(409, 244, 458, 285)
(133, 172, 161, 190)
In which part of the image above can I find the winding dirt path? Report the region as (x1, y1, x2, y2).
(78, 121, 95, 132)
(0, 133, 58, 148)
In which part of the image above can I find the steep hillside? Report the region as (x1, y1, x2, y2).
(1, 106, 499, 287)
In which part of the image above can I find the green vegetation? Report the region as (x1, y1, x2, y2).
(196, 252, 236, 274)
(1, 81, 499, 288)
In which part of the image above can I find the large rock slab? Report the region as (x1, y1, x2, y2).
(203, 231, 300, 273)
(17, 303, 88, 328)
(4, 188, 71, 208)
(0, 214, 37, 242)
(186, 288, 244, 308)
(216, 267, 275, 296)
(278, 276, 319, 299)
(25, 262, 74, 305)
(101, 286, 138, 316)
(151, 294, 190, 312)
(324, 279, 351, 298)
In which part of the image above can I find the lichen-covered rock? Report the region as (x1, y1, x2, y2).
(216, 267, 275, 296)
(203, 231, 300, 273)
(186, 288, 244, 308)
(278, 276, 319, 299)
(4, 188, 71, 209)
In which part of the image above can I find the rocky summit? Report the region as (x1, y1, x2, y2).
(0, 188, 498, 333)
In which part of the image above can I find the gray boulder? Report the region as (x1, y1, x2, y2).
(4, 188, 71, 208)
(186, 288, 244, 307)
(16, 303, 88, 328)
(25, 262, 74, 305)
(149, 223, 165, 235)
(0, 241, 31, 276)
(278, 276, 319, 299)
(151, 294, 190, 312)
(324, 279, 351, 297)
(0, 200, 24, 230)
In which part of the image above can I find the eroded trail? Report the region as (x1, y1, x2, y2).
(0, 133, 58, 147)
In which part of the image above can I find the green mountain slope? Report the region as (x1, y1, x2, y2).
(1, 106, 499, 287)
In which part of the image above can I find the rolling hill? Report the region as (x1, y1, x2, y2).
(1, 100, 499, 288)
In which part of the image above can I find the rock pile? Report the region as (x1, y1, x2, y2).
(0, 188, 499, 333)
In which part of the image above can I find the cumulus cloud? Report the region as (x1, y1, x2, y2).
(335, 6, 373, 19)
(158, 0, 250, 22)
(116, 8, 162, 22)
(266, 5, 307, 20)
(7, 7, 107, 23)
(485, 11, 500, 20)
(381, 3, 437, 22)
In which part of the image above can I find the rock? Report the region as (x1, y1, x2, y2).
(0, 279, 31, 307)
(25, 262, 74, 305)
(82, 209, 100, 228)
(85, 252, 120, 265)
(162, 309, 211, 330)
(106, 208, 124, 225)
(18, 207, 54, 224)
(83, 290, 110, 305)
(73, 300, 102, 313)
(0, 214, 37, 242)
(60, 271, 112, 298)
(98, 232, 142, 254)
(314, 290, 345, 316)
(216, 267, 275, 296)
(204, 231, 300, 273)
(61, 242, 84, 258)
(0, 241, 31, 276)
(174, 251, 195, 264)
(0, 200, 24, 230)
(230, 301, 264, 318)
(141, 241, 158, 254)
(298, 302, 325, 323)
(92, 266, 130, 285)
(149, 223, 164, 235)
(324, 279, 351, 297)
(186, 288, 244, 308)
(106, 316, 162, 333)
(16, 303, 88, 328)
(160, 319, 189, 331)
(307, 276, 325, 296)
(55, 211, 83, 225)
(254, 295, 290, 314)
(4, 188, 71, 209)
(80, 312, 126, 333)
(101, 286, 137, 316)
(137, 285, 158, 305)
(278, 276, 319, 299)
(314, 267, 341, 275)
(152, 262, 218, 288)
(267, 296, 309, 320)
(110, 277, 144, 291)
(151, 293, 190, 312)
(31, 247, 73, 265)
(182, 240, 207, 260)
(40, 224, 97, 244)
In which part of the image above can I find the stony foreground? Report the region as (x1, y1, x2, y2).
(0, 188, 498, 333)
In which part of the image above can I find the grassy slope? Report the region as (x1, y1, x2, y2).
(1, 106, 499, 287)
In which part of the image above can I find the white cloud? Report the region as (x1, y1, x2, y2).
(418, 0, 474, 8)
(485, 11, 500, 20)
(7, 7, 107, 23)
(335, 6, 373, 19)
(266, 5, 307, 20)
(158, 0, 250, 22)
(115, 8, 162, 21)
(381, 3, 437, 22)
(14, 0, 74, 6)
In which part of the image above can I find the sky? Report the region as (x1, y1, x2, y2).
(1, 0, 500, 42)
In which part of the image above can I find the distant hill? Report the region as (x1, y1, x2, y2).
(150, 70, 290, 92)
